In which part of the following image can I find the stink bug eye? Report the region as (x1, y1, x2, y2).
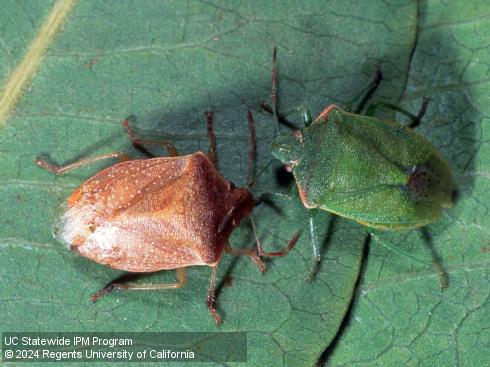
(275, 165, 294, 187)
(292, 129, 304, 141)
(451, 188, 460, 204)
(36, 110, 299, 325)
(271, 131, 303, 167)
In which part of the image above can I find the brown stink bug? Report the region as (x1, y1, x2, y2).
(36, 111, 299, 325)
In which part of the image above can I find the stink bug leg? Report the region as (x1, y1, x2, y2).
(90, 268, 188, 302)
(365, 97, 430, 128)
(250, 217, 300, 257)
(421, 228, 449, 289)
(206, 264, 221, 324)
(306, 212, 320, 281)
(205, 111, 217, 165)
(121, 118, 179, 156)
(347, 67, 383, 113)
(36, 152, 132, 175)
(260, 101, 313, 129)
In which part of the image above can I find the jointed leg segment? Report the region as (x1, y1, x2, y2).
(307, 213, 321, 281)
(225, 243, 266, 273)
(205, 112, 217, 165)
(250, 217, 300, 257)
(350, 68, 383, 114)
(90, 267, 188, 303)
(365, 97, 430, 128)
(121, 118, 179, 156)
(36, 152, 131, 175)
(206, 263, 222, 325)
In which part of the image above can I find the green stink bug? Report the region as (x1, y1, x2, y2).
(263, 48, 458, 283)
(272, 104, 457, 230)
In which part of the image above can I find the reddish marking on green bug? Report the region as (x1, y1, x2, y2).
(36, 111, 299, 325)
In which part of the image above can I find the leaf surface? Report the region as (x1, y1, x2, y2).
(0, 1, 487, 366)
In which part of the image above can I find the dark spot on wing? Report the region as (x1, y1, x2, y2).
(407, 164, 440, 202)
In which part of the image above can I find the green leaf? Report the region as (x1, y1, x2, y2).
(0, 1, 487, 366)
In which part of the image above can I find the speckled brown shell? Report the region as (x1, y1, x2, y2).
(54, 152, 254, 272)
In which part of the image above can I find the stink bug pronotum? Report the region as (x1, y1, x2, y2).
(262, 48, 458, 284)
(36, 111, 299, 325)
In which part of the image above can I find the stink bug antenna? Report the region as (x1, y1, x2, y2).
(247, 110, 256, 186)
(245, 110, 274, 189)
(261, 48, 299, 131)
(271, 46, 279, 138)
(260, 48, 299, 132)
(246, 159, 274, 189)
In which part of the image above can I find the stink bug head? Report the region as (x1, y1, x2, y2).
(271, 130, 304, 170)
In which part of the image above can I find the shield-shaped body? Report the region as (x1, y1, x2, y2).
(272, 106, 457, 229)
(54, 152, 254, 271)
